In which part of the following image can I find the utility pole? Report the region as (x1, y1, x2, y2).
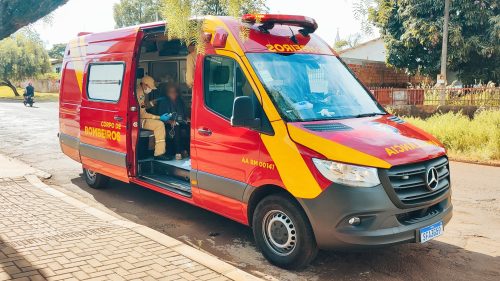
(438, 0, 451, 105)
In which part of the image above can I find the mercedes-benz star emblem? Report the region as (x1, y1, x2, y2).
(426, 167, 439, 190)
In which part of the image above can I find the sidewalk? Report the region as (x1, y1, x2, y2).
(0, 155, 261, 281)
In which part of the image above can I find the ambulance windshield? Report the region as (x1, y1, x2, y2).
(247, 53, 385, 122)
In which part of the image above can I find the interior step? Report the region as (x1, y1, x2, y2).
(140, 174, 192, 197)
(154, 158, 191, 170)
(153, 158, 190, 181)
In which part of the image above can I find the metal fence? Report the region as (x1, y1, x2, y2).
(369, 87, 500, 107)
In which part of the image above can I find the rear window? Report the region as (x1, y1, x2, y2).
(87, 63, 125, 102)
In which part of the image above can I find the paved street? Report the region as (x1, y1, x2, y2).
(1, 101, 499, 280)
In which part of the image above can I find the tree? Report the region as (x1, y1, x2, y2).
(334, 33, 362, 51)
(113, 0, 162, 28)
(368, 0, 499, 84)
(0, 30, 50, 96)
(48, 43, 66, 59)
(192, 0, 268, 16)
(353, 0, 378, 35)
(114, 0, 268, 29)
(160, 0, 268, 51)
(0, 0, 68, 40)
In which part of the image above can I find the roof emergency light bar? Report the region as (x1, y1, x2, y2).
(242, 14, 318, 36)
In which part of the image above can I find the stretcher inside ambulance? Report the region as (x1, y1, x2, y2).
(59, 14, 452, 269)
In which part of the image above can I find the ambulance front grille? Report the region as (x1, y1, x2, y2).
(381, 156, 451, 207)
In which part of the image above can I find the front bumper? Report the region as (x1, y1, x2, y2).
(297, 183, 453, 249)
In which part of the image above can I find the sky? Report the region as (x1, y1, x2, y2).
(32, 0, 375, 48)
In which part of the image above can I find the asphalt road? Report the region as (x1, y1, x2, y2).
(1, 101, 499, 281)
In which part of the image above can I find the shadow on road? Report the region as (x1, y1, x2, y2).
(0, 238, 45, 279)
(68, 176, 500, 281)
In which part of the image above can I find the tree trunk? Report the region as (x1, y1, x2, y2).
(0, 0, 69, 40)
(439, 0, 451, 105)
(0, 80, 20, 96)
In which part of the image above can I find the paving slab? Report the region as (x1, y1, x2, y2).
(0, 155, 261, 281)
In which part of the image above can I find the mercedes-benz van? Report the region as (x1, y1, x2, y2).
(59, 14, 452, 269)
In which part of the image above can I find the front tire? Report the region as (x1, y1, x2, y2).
(252, 193, 318, 270)
(82, 168, 109, 189)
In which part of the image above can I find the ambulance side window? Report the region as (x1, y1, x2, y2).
(203, 56, 237, 119)
(87, 63, 125, 102)
(203, 55, 273, 134)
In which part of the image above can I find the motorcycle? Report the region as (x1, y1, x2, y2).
(23, 95, 34, 107)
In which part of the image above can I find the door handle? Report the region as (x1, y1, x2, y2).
(197, 128, 212, 136)
(114, 115, 123, 122)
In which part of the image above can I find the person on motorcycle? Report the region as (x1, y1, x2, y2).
(25, 83, 34, 98)
(23, 83, 35, 106)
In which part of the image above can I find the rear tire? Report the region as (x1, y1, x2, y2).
(82, 168, 109, 189)
(252, 193, 318, 270)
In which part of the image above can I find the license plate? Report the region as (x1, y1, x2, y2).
(419, 221, 443, 243)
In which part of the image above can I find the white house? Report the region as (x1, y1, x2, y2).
(50, 58, 63, 73)
(337, 38, 428, 87)
(338, 38, 386, 62)
(339, 38, 462, 86)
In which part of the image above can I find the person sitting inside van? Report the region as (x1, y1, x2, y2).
(158, 84, 190, 160)
(137, 75, 172, 161)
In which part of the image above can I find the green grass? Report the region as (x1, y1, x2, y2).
(404, 111, 500, 164)
(0, 86, 59, 101)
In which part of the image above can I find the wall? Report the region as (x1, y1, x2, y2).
(344, 58, 429, 87)
(17, 79, 60, 93)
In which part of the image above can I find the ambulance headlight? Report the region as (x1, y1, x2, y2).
(312, 158, 380, 187)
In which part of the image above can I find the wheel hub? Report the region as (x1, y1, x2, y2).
(85, 169, 97, 181)
(262, 210, 297, 256)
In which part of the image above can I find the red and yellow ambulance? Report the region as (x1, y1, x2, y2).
(59, 14, 452, 269)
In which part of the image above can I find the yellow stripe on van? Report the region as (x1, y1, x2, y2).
(287, 124, 392, 169)
(261, 121, 323, 199)
(68, 37, 86, 94)
(205, 18, 324, 198)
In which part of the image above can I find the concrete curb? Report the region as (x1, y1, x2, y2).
(24, 174, 262, 281)
(0, 154, 52, 179)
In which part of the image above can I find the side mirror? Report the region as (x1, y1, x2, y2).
(231, 96, 260, 129)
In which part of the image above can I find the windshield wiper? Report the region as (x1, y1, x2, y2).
(353, 112, 386, 118)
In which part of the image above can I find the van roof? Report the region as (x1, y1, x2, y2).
(71, 15, 334, 56)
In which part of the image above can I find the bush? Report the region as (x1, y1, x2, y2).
(404, 111, 500, 162)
